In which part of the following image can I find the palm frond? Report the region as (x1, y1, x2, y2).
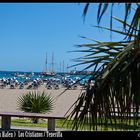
(124, 3, 132, 30)
(82, 3, 89, 22)
(127, 6, 140, 42)
(83, 3, 140, 43)
(64, 4, 140, 130)
(112, 16, 138, 32)
(94, 25, 137, 37)
(67, 40, 140, 130)
(17, 91, 54, 115)
(66, 21, 140, 130)
(97, 3, 109, 24)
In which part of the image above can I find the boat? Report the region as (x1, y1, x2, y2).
(41, 52, 56, 77)
(14, 72, 35, 78)
(40, 71, 56, 77)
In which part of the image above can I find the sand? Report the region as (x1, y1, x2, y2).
(0, 84, 83, 117)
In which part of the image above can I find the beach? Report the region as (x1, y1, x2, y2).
(0, 84, 83, 117)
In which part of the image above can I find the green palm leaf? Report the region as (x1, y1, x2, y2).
(17, 91, 54, 123)
(94, 25, 137, 37)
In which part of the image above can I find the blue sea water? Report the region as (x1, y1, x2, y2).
(0, 71, 40, 82)
(0, 71, 92, 83)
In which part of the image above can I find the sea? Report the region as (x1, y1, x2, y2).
(0, 71, 92, 84)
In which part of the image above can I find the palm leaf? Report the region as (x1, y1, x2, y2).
(97, 3, 109, 24)
(94, 25, 137, 37)
(17, 91, 54, 123)
(112, 16, 138, 32)
(127, 6, 140, 41)
(83, 3, 140, 43)
(124, 3, 132, 29)
(82, 3, 89, 22)
(66, 35, 140, 130)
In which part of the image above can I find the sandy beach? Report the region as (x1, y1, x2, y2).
(0, 84, 83, 117)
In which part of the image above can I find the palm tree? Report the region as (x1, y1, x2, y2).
(17, 91, 54, 123)
(64, 3, 140, 130)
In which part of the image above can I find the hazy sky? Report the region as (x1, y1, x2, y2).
(0, 3, 128, 72)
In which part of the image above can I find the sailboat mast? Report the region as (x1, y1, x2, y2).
(60, 61, 62, 73)
(62, 60, 64, 73)
(45, 52, 48, 72)
(51, 52, 54, 72)
(67, 64, 68, 73)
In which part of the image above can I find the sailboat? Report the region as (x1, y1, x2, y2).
(41, 52, 56, 77)
(41, 71, 55, 77)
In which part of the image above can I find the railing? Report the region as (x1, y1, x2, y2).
(0, 112, 65, 131)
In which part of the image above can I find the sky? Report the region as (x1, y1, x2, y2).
(0, 3, 132, 72)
